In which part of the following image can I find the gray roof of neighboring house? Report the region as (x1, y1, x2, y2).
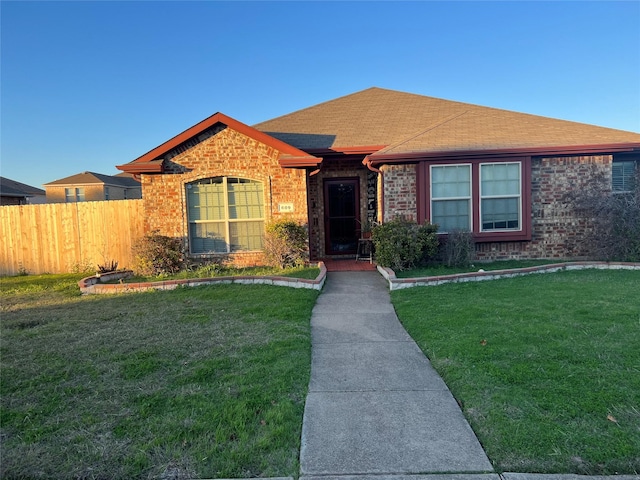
(254, 87, 640, 155)
(0, 177, 46, 198)
(44, 171, 141, 188)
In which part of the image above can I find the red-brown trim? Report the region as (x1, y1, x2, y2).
(117, 112, 321, 174)
(416, 163, 427, 224)
(323, 177, 361, 255)
(307, 145, 387, 156)
(417, 157, 532, 242)
(117, 161, 164, 174)
(278, 156, 323, 168)
(369, 143, 640, 166)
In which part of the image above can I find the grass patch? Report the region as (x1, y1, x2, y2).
(392, 269, 640, 474)
(1, 273, 318, 479)
(120, 265, 320, 283)
(396, 259, 563, 278)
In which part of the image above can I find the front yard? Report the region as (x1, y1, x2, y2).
(0, 274, 318, 479)
(2, 268, 638, 477)
(392, 269, 640, 474)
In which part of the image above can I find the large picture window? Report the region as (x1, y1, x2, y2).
(187, 177, 264, 254)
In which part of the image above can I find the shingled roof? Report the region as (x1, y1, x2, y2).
(0, 177, 45, 198)
(254, 87, 640, 161)
(44, 171, 141, 187)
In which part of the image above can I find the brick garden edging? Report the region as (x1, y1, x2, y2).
(78, 262, 327, 295)
(377, 261, 640, 291)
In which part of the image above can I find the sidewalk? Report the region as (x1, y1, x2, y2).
(299, 271, 494, 476)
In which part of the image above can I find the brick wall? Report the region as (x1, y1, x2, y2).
(379, 155, 612, 261)
(140, 126, 308, 266)
(475, 155, 610, 260)
(380, 163, 417, 221)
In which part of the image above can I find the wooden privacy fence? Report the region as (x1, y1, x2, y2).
(0, 200, 145, 276)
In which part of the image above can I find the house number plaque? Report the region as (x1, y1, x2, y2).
(278, 203, 294, 213)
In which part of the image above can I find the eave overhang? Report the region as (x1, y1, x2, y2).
(305, 145, 388, 157)
(117, 112, 321, 174)
(278, 156, 324, 168)
(364, 143, 640, 168)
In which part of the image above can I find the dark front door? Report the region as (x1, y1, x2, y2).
(324, 178, 360, 255)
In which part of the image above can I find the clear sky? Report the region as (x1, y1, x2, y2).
(1, 1, 639, 189)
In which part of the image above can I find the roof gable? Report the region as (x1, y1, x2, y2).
(44, 172, 141, 187)
(118, 112, 320, 174)
(254, 87, 640, 157)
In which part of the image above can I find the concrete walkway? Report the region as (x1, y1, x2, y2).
(300, 271, 494, 477)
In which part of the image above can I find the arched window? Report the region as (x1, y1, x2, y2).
(186, 177, 264, 254)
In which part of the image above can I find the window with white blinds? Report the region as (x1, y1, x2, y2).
(187, 177, 264, 253)
(612, 160, 637, 193)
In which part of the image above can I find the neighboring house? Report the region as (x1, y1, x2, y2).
(117, 87, 640, 264)
(44, 171, 142, 203)
(0, 177, 46, 205)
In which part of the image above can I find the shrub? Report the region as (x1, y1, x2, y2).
(263, 220, 308, 269)
(372, 218, 439, 271)
(565, 169, 640, 261)
(97, 260, 119, 273)
(132, 233, 184, 276)
(442, 229, 475, 267)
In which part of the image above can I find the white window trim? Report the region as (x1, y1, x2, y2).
(429, 163, 473, 233)
(479, 162, 523, 232)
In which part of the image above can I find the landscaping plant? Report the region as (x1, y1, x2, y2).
(441, 229, 475, 267)
(565, 168, 640, 261)
(263, 220, 308, 269)
(372, 217, 438, 271)
(132, 232, 184, 276)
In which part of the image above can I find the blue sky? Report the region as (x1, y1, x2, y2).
(2, 1, 639, 189)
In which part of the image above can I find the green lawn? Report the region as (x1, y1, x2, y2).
(1, 273, 318, 479)
(392, 269, 640, 474)
(395, 259, 562, 278)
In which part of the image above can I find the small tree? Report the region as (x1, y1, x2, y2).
(372, 217, 439, 271)
(132, 232, 184, 276)
(263, 220, 308, 269)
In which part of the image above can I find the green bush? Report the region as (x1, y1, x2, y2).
(132, 232, 184, 276)
(372, 218, 439, 271)
(263, 220, 309, 269)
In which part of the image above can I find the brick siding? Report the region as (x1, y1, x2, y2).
(140, 126, 308, 266)
(380, 164, 417, 221)
(381, 155, 612, 261)
(474, 155, 610, 260)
